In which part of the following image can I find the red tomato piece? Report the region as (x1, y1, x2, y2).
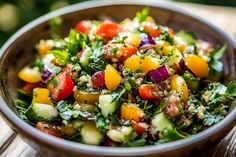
(48, 71, 74, 101)
(96, 21, 120, 39)
(75, 21, 92, 33)
(118, 46, 138, 62)
(132, 122, 146, 136)
(22, 82, 41, 94)
(138, 84, 164, 100)
(36, 122, 61, 137)
(146, 27, 161, 38)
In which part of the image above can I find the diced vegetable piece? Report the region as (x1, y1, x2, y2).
(124, 56, 159, 74)
(32, 88, 52, 105)
(99, 94, 115, 117)
(138, 84, 164, 100)
(73, 90, 100, 104)
(118, 46, 138, 62)
(41, 68, 53, 83)
(18, 67, 41, 83)
(22, 82, 41, 94)
(151, 112, 173, 131)
(96, 21, 120, 39)
(166, 48, 183, 67)
(79, 50, 93, 69)
(147, 65, 170, 83)
(61, 124, 77, 137)
(144, 24, 161, 38)
(123, 32, 141, 47)
(132, 122, 147, 136)
(139, 33, 155, 47)
(48, 71, 74, 101)
(185, 54, 209, 78)
(170, 74, 189, 102)
(91, 71, 105, 88)
(183, 72, 200, 91)
(36, 122, 61, 137)
(80, 121, 104, 145)
(25, 103, 58, 122)
(37, 40, 54, 57)
(107, 129, 124, 143)
(75, 20, 92, 33)
(104, 64, 122, 91)
(120, 103, 144, 122)
(176, 30, 195, 45)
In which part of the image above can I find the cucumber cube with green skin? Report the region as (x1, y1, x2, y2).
(166, 48, 183, 67)
(99, 94, 116, 118)
(80, 121, 104, 145)
(176, 30, 195, 45)
(151, 112, 174, 131)
(183, 72, 200, 91)
(25, 103, 58, 122)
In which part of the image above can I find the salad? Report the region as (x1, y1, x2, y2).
(16, 8, 236, 146)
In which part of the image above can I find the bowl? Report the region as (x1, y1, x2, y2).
(0, 0, 236, 157)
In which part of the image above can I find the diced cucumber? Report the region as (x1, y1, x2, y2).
(25, 103, 58, 122)
(176, 30, 195, 45)
(166, 48, 183, 67)
(80, 121, 104, 145)
(151, 112, 173, 131)
(99, 94, 116, 118)
(80, 48, 92, 68)
(79, 103, 97, 112)
(107, 129, 125, 143)
(183, 72, 200, 91)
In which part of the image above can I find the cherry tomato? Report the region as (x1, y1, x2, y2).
(132, 122, 146, 136)
(48, 71, 74, 101)
(118, 46, 138, 62)
(96, 21, 120, 39)
(138, 84, 164, 100)
(145, 26, 161, 38)
(75, 21, 92, 33)
(36, 122, 61, 137)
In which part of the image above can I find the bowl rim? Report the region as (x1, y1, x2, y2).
(0, 0, 236, 156)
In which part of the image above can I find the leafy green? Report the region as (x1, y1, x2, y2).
(136, 7, 149, 23)
(209, 44, 227, 72)
(49, 50, 70, 65)
(66, 29, 90, 56)
(48, 16, 63, 39)
(56, 100, 93, 121)
(203, 112, 224, 126)
(94, 113, 110, 133)
(158, 128, 186, 143)
(224, 82, 236, 99)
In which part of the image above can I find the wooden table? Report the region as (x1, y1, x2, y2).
(0, 2, 236, 157)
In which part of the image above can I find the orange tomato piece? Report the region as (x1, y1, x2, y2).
(120, 103, 144, 122)
(185, 54, 209, 78)
(170, 75, 189, 102)
(104, 64, 122, 91)
(32, 88, 52, 105)
(124, 56, 159, 74)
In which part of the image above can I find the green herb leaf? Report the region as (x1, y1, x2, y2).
(209, 45, 227, 72)
(50, 50, 69, 65)
(224, 82, 236, 99)
(159, 128, 186, 143)
(136, 7, 149, 23)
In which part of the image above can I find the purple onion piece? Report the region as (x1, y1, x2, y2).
(178, 58, 185, 70)
(139, 33, 155, 47)
(147, 65, 170, 83)
(41, 68, 53, 83)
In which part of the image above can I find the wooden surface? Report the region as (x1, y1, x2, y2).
(0, 2, 236, 157)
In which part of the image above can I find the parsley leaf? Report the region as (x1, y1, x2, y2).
(209, 44, 227, 72)
(136, 7, 149, 23)
(158, 128, 186, 143)
(224, 82, 236, 99)
(49, 50, 70, 65)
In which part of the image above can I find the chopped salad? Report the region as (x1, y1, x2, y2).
(16, 8, 236, 146)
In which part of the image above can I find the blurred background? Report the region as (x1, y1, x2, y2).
(0, 0, 236, 47)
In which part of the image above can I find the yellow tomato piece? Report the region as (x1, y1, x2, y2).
(124, 32, 141, 47)
(121, 103, 144, 122)
(124, 56, 159, 74)
(32, 88, 52, 105)
(73, 90, 100, 104)
(185, 54, 209, 78)
(170, 75, 189, 102)
(18, 67, 41, 83)
(104, 64, 122, 91)
(38, 40, 54, 57)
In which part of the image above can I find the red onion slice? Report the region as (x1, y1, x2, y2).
(147, 65, 170, 83)
(139, 33, 155, 47)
